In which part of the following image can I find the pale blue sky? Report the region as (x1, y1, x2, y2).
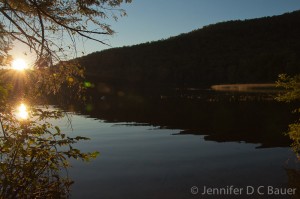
(81, 0, 300, 54)
(10, 0, 300, 64)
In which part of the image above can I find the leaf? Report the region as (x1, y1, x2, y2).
(55, 126, 61, 134)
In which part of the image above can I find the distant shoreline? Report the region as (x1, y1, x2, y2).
(211, 83, 282, 93)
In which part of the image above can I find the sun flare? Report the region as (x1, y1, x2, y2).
(12, 58, 28, 71)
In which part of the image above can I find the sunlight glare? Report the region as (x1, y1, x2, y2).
(16, 103, 29, 120)
(12, 59, 28, 71)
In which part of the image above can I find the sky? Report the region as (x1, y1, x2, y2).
(10, 0, 300, 63)
(80, 0, 300, 54)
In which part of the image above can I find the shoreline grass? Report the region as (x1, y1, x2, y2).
(211, 83, 282, 93)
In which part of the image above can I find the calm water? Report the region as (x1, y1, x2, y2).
(57, 89, 300, 199)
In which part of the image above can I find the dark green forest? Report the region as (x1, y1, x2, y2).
(78, 10, 300, 89)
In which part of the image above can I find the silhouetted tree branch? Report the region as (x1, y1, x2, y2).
(0, 0, 132, 66)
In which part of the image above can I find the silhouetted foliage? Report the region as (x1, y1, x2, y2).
(0, 1, 131, 197)
(0, 0, 132, 66)
(276, 74, 300, 157)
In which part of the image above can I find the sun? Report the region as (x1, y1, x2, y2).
(12, 58, 28, 71)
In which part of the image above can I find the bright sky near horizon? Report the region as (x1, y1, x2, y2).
(10, 0, 300, 63)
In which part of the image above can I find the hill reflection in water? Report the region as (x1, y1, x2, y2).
(61, 87, 298, 148)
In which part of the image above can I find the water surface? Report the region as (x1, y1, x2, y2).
(59, 89, 300, 198)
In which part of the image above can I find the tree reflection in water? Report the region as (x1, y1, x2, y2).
(0, 105, 98, 198)
(286, 168, 300, 199)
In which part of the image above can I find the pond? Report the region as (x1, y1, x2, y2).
(57, 89, 300, 198)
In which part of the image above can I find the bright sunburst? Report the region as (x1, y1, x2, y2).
(12, 58, 28, 71)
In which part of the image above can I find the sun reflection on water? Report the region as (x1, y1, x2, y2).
(16, 103, 29, 120)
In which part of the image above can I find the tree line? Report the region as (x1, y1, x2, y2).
(78, 10, 300, 88)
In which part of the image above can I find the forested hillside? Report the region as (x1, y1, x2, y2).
(78, 10, 300, 88)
